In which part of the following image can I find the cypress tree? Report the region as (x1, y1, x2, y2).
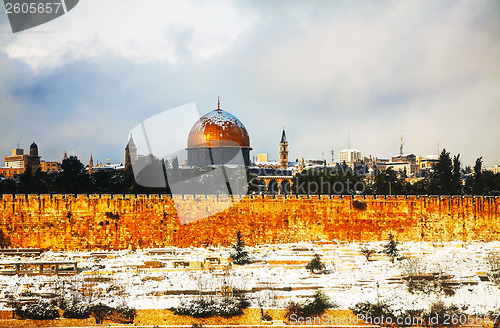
(383, 233, 399, 262)
(451, 154, 462, 195)
(473, 157, 484, 195)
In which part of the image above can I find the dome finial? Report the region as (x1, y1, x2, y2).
(217, 97, 220, 110)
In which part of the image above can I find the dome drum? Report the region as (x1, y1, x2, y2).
(187, 147, 250, 166)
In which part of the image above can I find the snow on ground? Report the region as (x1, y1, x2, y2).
(1, 241, 500, 314)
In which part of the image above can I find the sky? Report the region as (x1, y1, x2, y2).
(0, 0, 499, 168)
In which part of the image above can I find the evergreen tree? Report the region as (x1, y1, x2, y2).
(473, 157, 484, 195)
(482, 171, 500, 196)
(383, 233, 399, 262)
(429, 149, 453, 194)
(372, 167, 406, 195)
(50, 156, 94, 194)
(18, 167, 49, 194)
(306, 253, 326, 273)
(451, 154, 462, 195)
(230, 231, 249, 264)
(0, 178, 16, 195)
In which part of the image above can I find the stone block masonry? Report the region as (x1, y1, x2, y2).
(0, 194, 498, 250)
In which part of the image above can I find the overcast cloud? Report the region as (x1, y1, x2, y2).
(0, 0, 499, 168)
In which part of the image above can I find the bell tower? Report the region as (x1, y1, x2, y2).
(88, 154, 94, 174)
(27, 142, 41, 175)
(279, 128, 288, 168)
(125, 134, 137, 168)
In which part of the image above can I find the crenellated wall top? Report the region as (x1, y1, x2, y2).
(0, 194, 498, 202)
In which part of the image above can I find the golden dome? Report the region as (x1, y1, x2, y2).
(187, 103, 251, 149)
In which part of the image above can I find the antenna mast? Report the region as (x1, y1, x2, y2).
(399, 122, 404, 156)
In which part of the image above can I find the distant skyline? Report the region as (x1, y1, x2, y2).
(1, 1, 499, 168)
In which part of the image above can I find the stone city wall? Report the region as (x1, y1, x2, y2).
(0, 194, 498, 250)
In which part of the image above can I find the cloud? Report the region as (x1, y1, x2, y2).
(1, 0, 260, 69)
(236, 1, 500, 165)
(0, 0, 499, 168)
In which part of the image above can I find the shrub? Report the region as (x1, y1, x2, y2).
(306, 254, 325, 273)
(352, 301, 428, 327)
(262, 313, 273, 321)
(303, 291, 331, 315)
(110, 304, 136, 324)
(400, 309, 425, 327)
(351, 300, 395, 323)
(174, 298, 243, 318)
(488, 310, 500, 328)
(19, 290, 36, 297)
(89, 303, 114, 324)
(423, 301, 461, 326)
(285, 300, 304, 317)
(285, 291, 333, 318)
(63, 303, 90, 319)
(15, 300, 60, 320)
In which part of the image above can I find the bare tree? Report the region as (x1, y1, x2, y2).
(254, 282, 278, 320)
(360, 245, 376, 261)
(486, 252, 500, 285)
(400, 257, 452, 294)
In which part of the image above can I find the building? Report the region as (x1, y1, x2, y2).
(376, 161, 413, 175)
(4, 147, 28, 168)
(487, 165, 500, 174)
(416, 155, 439, 170)
(88, 154, 124, 173)
(0, 167, 24, 179)
(256, 153, 268, 163)
(1, 142, 59, 178)
(40, 160, 60, 173)
(186, 99, 252, 166)
(391, 153, 416, 164)
(339, 148, 361, 163)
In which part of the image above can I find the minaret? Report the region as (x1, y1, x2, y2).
(63, 151, 68, 161)
(125, 134, 137, 168)
(88, 154, 93, 174)
(279, 128, 288, 168)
